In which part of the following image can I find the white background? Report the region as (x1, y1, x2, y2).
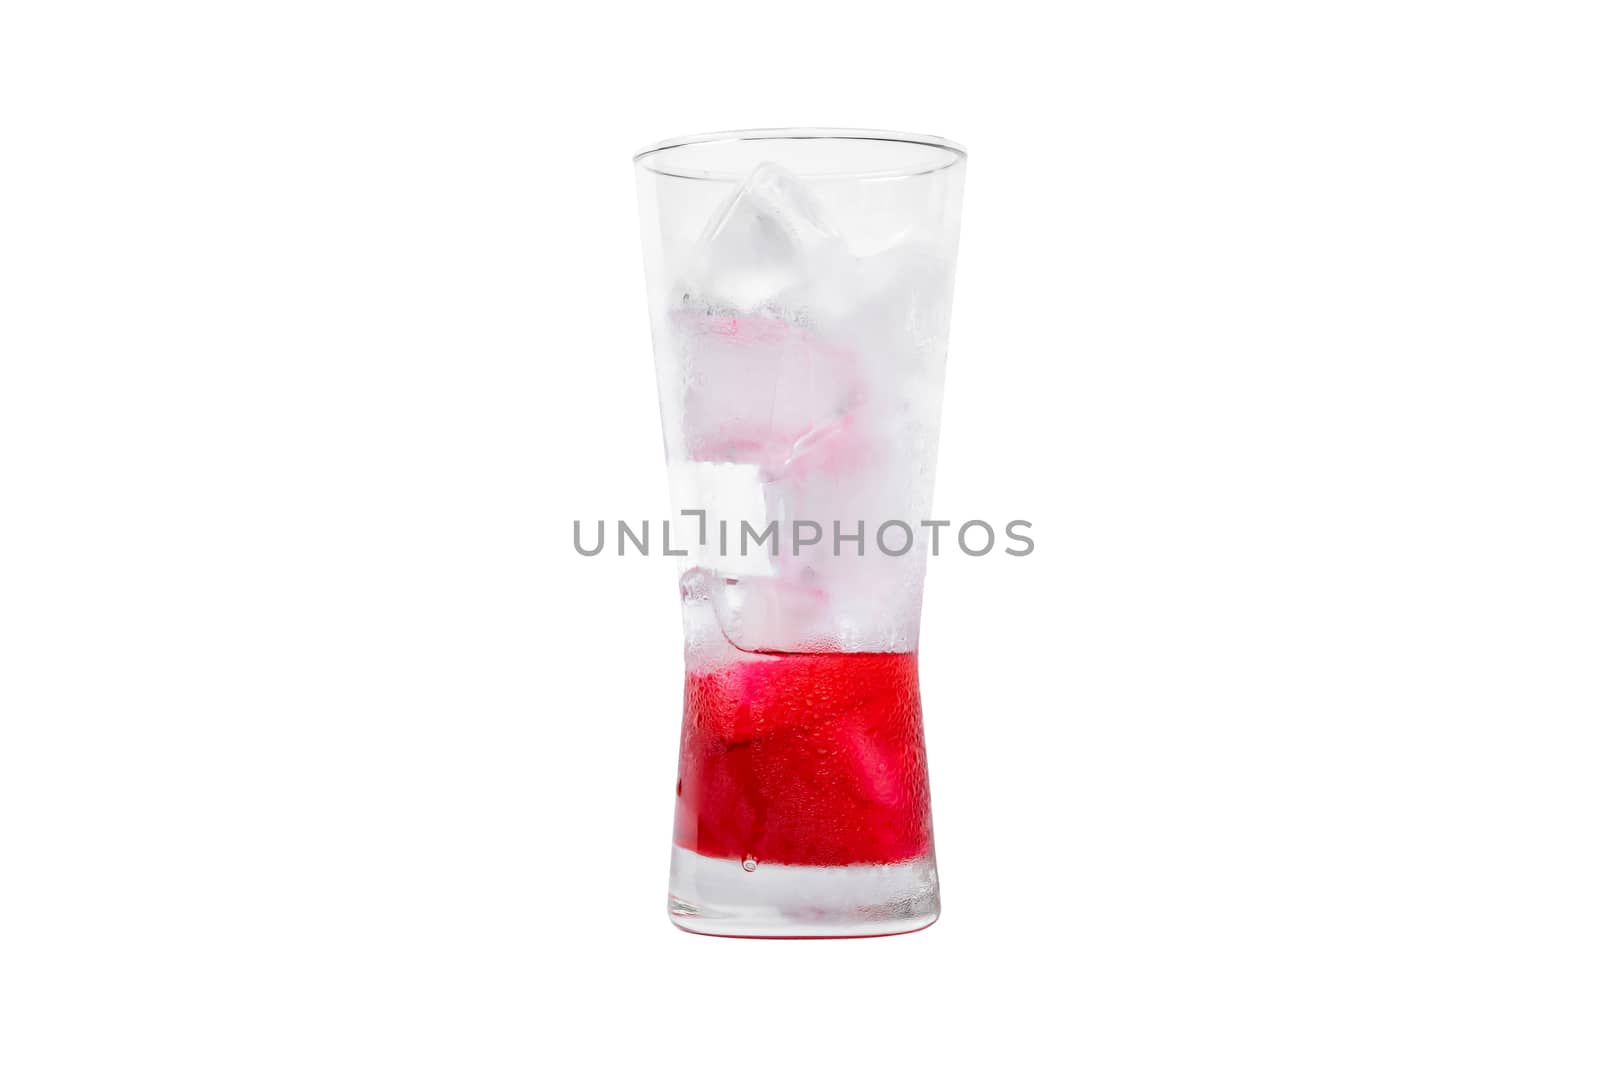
(2, 1, 1596, 1063)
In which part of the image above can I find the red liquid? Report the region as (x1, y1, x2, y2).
(674, 651, 932, 867)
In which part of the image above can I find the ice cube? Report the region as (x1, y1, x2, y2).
(673, 312, 859, 467)
(679, 566, 829, 663)
(709, 572, 831, 654)
(677, 163, 851, 313)
(837, 243, 952, 370)
(671, 164, 863, 467)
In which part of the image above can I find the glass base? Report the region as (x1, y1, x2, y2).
(667, 845, 940, 938)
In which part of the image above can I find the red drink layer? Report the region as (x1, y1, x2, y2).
(674, 651, 932, 867)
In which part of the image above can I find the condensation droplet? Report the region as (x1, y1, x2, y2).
(742, 855, 758, 872)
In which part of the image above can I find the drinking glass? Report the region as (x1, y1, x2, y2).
(634, 129, 965, 937)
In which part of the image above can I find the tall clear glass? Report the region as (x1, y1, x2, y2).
(634, 129, 965, 937)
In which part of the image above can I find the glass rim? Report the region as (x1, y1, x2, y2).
(633, 127, 967, 181)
